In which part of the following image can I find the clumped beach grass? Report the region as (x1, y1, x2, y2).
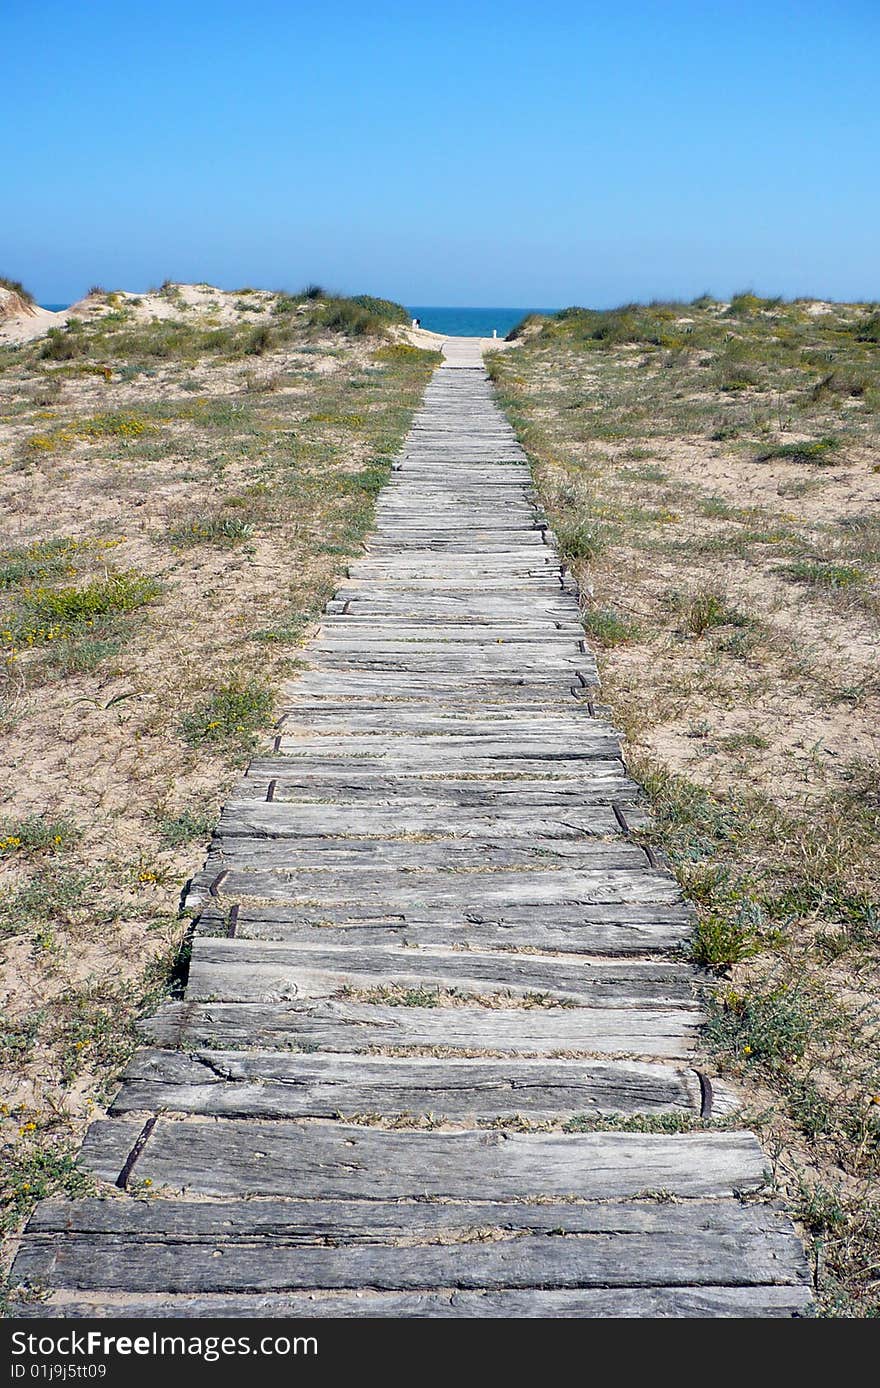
(0, 283, 438, 1267)
(179, 679, 274, 749)
(490, 296, 880, 1316)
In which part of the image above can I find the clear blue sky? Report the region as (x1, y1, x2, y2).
(3, 1, 878, 306)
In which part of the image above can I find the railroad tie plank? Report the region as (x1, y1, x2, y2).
(217, 801, 632, 839)
(14, 1198, 806, 1294)
(109, 1051, 705, 1118)
(186, 867, 683, 911)
(202, 838, 648, 871)
(8, 1288, 813, 1319)
(237, 771, 644, 805)
(183, 939, 695, 1007)
(79, 1119, 769, 1199)
(140, 999, 702, 1056)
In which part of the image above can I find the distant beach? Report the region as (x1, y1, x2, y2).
(408, 306, 555, 338)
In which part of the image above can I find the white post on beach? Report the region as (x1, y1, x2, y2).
(493, 328, 497, 339)
(412, 318, 418, 329)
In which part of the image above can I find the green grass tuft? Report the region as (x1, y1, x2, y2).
(726, 291, 784, 316)
(18, 571, 160, 637)
(810, 369, 869, 401)
(373, 343, 443, 365)
(775, 561, 864, 588)
(0, 275, 35, 304)
(668, 589, 754, 637)
(0, 538, 84, 589)
(557, 519, 610, 562)
(166, 515, 255, 545)
(756, 437, 838, 466)
(310, 293, 409, 338)
(0, 815, 76, 857)
(0, 1138, 95, 1236)
(156, 810, 215, 847)
(180, 680, 274, 747)
(854, 312, 880, 343)
(581, 606, 640, 646)
(349, 295, 409, 325)
(706, 985, 823, 1068)
(691, 902, 781, 972)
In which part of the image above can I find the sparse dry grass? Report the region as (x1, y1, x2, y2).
(0, 287, 440, 1266)
(339, 984, 577, 1010)
(490, 297, 880, 1317)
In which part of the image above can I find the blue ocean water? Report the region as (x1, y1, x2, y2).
(39, 303, 68, 312)
(408, 306, 556, 338)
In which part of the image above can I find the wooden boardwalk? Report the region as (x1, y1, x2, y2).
(11, 338, 810, 1318)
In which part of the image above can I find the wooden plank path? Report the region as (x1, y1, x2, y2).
(10, 337, 810, 1318)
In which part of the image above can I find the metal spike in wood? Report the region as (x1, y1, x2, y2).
(9, 336, 811, 1319)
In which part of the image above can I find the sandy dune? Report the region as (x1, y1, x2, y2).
(0, 288, 67, 345)
(0, 283, 520, 352)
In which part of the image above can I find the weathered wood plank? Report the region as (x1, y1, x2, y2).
(79, 1119, 769, 1199)
(311, 658, 589, 679)
(287, 693, 583, 716)
(308, 643, 582, 663)
(110, 1050, 702, 1117)
(273, 716, 610, 737)
(203, 838, 646, 872)
(242, 767, 633, 797)
(218, 801, 630, 840)
(290, 672, 591, 696)
(8, 1286, 813, 1318)
(271, 701, 603, 721)
(195, 916, 690, 956)
(267, 757, 621, 781)
(329, 598, 579, 620)
(140, 999, 701, 1056)
(318, 626, 586, 643)
(192, 898, 692, 955)
(187, 867, 682, 909)
(22, 1195, 791, 1238)
(368, 539, 554, 554)
(14, 1226, 806, 1294)
(239, 770, 642, 805)
(184, 939, 694, 1008)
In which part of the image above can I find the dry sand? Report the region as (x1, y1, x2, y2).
(0, 289, 66, 345)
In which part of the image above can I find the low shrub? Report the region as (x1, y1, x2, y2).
(180, 680, 274, 746)
(774, 561, 864, 589)
(13, 571, 160, 644)
(581, 606, 640, 646)
(756, 437, 838, 465)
